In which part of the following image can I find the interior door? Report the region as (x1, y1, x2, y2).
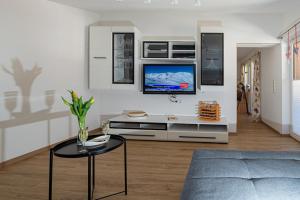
(89, 26, 112, 89)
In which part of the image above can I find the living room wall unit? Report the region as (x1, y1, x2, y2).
(97, 11, 282, 133)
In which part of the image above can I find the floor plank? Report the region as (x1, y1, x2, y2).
(0, 114, 299, 200)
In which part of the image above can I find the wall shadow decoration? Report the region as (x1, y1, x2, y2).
(0, 58, 71, 165)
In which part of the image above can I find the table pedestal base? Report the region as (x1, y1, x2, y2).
(48, 137, 127, 200)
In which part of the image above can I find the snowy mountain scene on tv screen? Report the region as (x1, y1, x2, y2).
(144, 65, 195, 93)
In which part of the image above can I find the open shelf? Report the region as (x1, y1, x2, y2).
(172, 53, 195, 59)
(110, 121, 167, 130)
(171, 50, 196, 52)
(170, 41, 196, 59)
(141, 38, 196, 60)
(143, 41, 168, 58)
(198, 125, 227, 133)
(168, 124, 198, 132)
(168, 123, 227, 133)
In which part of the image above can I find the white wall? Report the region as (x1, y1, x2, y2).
(281, 42, 291, 128)
(281, 10, 300, 35)
(276, 10, 300, 136)
(97, 11, 282, 132)
(0, 0, 100, 162)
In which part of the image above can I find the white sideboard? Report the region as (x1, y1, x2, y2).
(108, 115, 228, 143)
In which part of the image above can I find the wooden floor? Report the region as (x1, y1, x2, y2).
(1, 114, 300, 200)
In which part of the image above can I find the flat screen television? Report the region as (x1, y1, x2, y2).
(143, 64, 196, 94)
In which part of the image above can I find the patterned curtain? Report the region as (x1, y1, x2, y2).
(240, 64, 245, 84)
(251, 52, 261, 121)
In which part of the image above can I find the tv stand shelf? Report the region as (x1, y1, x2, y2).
(108, 115, 228, 143)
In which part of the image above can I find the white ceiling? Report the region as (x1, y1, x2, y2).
(237, 47, 257, 62)
(50, 0, 300, 13)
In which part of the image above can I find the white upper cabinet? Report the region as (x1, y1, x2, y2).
(89, 22, 140, 90)
(90, 26, 112, 59)
(89, 26, 112, 89)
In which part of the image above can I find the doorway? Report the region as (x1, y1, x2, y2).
(237, 43, 289, 134)
(237, 47, 260, 118)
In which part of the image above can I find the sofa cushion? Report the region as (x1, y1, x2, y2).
(187, 158, 250, 178)
(253, 178, 300, 200)
(245, 159, 300, 178)
(181, 150, 300, 200)
(182, 178, 259, 200)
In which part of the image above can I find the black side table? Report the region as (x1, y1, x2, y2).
(49, 134, 127, 200)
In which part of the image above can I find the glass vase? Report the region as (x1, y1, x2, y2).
(77, 127, 88, 146)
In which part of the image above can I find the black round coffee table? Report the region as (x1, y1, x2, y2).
(49, 134, 127, 200)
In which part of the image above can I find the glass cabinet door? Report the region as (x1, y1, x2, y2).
(113, 33, 134, 84)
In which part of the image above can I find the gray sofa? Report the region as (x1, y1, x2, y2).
(181, 149, 300, 200)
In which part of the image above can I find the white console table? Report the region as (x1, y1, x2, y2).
(108, 115, 228, 143)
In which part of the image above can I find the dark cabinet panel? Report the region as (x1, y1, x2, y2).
(113, 33, 134, 84)
(201, 33, 224, 85)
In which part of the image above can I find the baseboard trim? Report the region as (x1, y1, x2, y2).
(0, 128, 101, 168)
(0, 145, 51, 169)
(228, 123, 237, 133)
(261, 117, 290, 135)
(291, 132, 300, 142)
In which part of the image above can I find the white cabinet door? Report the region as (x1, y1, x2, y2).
(89, 26, 112, 89)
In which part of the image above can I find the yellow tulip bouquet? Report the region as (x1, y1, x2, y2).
(62, 90, 94, 145)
